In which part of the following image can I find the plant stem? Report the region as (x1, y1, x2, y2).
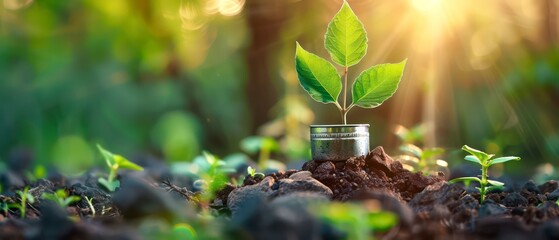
(480, 165, 488, 203)
(342, 66, 349, 124)
(108, 166, 117, 183)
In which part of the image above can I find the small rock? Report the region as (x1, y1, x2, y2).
(277, 172, 333, 198)
(315, 162, 335, 176)
(502, 192, 528, 207)
(539, 180, 558, 194)
(364, 147, 394, 174)
(228, 177, 275, 218)
(409, 182, 463, 209)
(270, 192, 330, 209)
(289, 171, 312, 181)
(479, 200, 508, 217)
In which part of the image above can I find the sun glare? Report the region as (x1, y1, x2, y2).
(411, 0, 443, 12)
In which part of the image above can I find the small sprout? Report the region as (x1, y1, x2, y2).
(41, 189, 80, 208)
(240, 136, 279, 170)
(8, 187, 35, 219)
(97, 144, 144, 192)
(449, 145, 521, 203)
(84, 196, 95, 217)
(247, 166, 265, 178)
(397, 143, 447, 175)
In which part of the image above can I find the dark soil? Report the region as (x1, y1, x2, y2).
(302, 146, 445, 201)
(1, 146, 559, 240)
(218, 146, 559, 239)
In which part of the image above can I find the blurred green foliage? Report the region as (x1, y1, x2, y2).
(0, 0, 558, 177)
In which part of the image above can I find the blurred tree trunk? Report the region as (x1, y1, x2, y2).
(540, 0, 557, 49)
(245, 0, 287, 133)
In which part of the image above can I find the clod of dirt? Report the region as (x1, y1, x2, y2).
(478, 200, 508, 217)
(275, 171, 333, 198)
(503, 192, 528, 207)
(113, 176, 187, 221)
(547, 189, 559, 201)
(303, 146, 445, 201)
(228, 176, 275, 218)
(538, 180, 558, 194)
(522, 180, 540, 194)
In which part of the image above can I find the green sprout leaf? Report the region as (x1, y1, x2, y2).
(421, 148, 444, 160)
(351, 60, 407, 108)
(399, 144, 422, 158)
(487, 179, 504, 186)
(97, 144, 116, 168)
(488, 156, 521, 166)
(98, 178, 120, 192)
(449, 176, 482, 184)
(295, 42, 342, 104)
(247, 166, 256, 177)
(464, 155, 482, 165)
(324, 0, 367, 67)
(461, 145, 492, 163)
(114, 155, 144, 171)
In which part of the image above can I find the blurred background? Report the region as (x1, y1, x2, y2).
(1, 0, 558, 178)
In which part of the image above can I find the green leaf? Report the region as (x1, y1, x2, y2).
(240, 136, 279, 154)
(461, 145, 492, 163)
(351, 59, 407, 108)
(464, 155, 482, 165)
(98, 178, 120, 192)
(247, 166, 256, 176)
(488, 156, 521, 166)
(295, 42, 342, 104)
(55, 189, 68, 198)
(367, 211, 398, 231)
(27, 194, 35, 204)
(114, 155, 144, 171)
(449, 177, 481, 184)
(487, 179, 504, 186)
(97, 144, 116, 168)
(422, 148, 444, 160)
(64, 196, 81, 206)
(399, 144, 422, 158)
(324, 1, 367, 67)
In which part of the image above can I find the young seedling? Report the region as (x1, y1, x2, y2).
(449, 145, 521, 203)
(246, 166, 265, 178)
(97, 144, 144, 192)
(8, 187, 35, 219)
(295, 1, 406, 124)
(84, 196, 96, 216)
(398, 143, 447, 174)
(240, 136, 280, 170)
(41, 189, 81, 208)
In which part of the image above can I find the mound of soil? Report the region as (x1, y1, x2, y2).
(302, 146, 444, 201)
